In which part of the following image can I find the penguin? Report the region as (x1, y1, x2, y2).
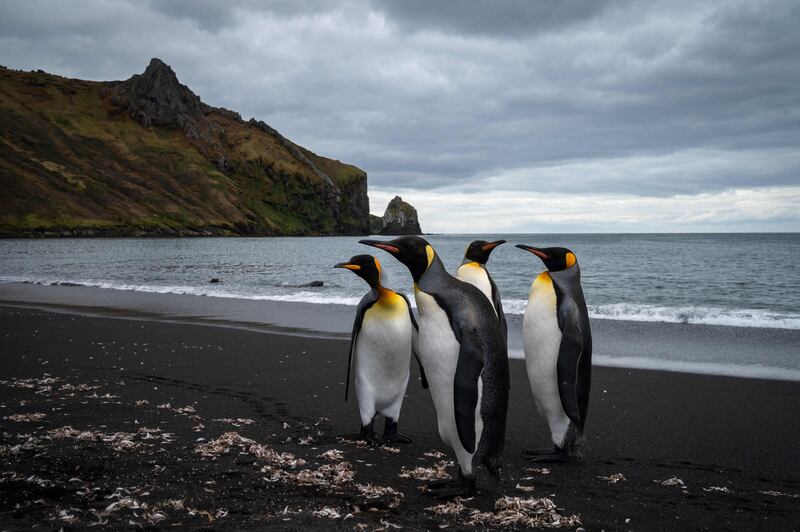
(515, 244, 592, 462)
(334, 254, 427, 444)
(456, 240, 507, 343)
(360, 237, 509, 498)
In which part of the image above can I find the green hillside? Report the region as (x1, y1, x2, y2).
(0, 59, 370, 236)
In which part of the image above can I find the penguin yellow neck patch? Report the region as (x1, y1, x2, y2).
(374, 257, 382, 283)
(375, 287, 405, 315)
(531, 271, 556, 309)
(565, 252, 576, 268)
(425, 245, 435, 268)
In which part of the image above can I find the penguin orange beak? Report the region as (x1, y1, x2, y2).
(333, 262, 360, 271)
(482, 240, 506, 251)
(359, 239, 400, 254)
(515, 244, 549, 259)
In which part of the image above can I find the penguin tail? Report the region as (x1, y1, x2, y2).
(482, 453, 503, 479)
(564, 423, 586, 461)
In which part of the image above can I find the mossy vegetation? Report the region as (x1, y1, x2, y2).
(0, 64, 370, 237)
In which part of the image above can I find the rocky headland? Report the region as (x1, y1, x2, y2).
(0, 59, 376, 237)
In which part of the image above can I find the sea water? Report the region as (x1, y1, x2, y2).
(2, 234, 798, 328)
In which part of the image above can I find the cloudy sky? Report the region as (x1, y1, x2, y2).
(1, 0, 798, 232)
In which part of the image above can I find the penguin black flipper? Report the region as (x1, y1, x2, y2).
(398, 292, 429, 390)
(346, 289, 379, 401)
(453, 328, 485, 454)
(555, 298, 585, 425)
(488, 274, 508, 345)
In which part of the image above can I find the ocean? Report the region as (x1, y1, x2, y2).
(1, 234, 799, 379)
(2, 234, 798, 328)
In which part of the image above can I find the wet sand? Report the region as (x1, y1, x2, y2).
(1, 304, 799, 530)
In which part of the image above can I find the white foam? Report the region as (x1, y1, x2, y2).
(502, 298, 800, 330)
(0, 276, 365, 307)
(2, 276, 799, 330)
(586, 302, 800, 330)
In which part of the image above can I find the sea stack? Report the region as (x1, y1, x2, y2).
(369, 196, 422, 235)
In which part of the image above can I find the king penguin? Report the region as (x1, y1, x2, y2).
(334, 254, 428, 444)
(456, 240, 507, 343)
(360, 237, 509, 498)
(515, 244, 592, 462)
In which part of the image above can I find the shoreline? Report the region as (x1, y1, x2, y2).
(2, 281, 800, 382)
(1, 305, 798, 529)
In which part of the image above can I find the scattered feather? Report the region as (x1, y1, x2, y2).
(759, 490, 800, 498)
(356, 483, 404, 508)
(3, 412, 46, 422)
(424, 450, 447, 459)
(702, 486, 731, 493)
(466, 496, 581, 528)
(312, 507, 342, 519)
(399, 460, 453, 480)
(654, 477, 685, 487)
(318, 449, 345, 461)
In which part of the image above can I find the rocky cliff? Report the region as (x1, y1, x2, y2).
(370, 196, 422, 235)
(0, 59, 370, 236)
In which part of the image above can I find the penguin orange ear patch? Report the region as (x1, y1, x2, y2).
(566, 252, 576, 268)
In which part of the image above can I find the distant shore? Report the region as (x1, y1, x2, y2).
(1, 304, 799, 529)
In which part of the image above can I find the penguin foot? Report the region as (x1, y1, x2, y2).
(383, 418, 412, 444)
(425, 472, 476, 499)
(360, 421, 381, 446)
(383, 432, 412, 444)
(525, 446, 569, 463)
(427, 478, 459, 489)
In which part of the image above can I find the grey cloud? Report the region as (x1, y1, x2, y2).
(0, 0, 798, 205)
(139, 0, 343, 32)
(372, 0, 622, 38)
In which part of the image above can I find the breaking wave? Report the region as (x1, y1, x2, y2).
(3, 276, 799, 330)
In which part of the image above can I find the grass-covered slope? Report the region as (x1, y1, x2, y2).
(0, 59, 369, 236)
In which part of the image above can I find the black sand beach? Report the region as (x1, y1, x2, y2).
(1, 302, 799, 530)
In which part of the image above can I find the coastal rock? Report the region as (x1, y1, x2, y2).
(299, 280, 324, 287)
(372, 196, 422, 235)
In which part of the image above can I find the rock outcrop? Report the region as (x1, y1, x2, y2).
(371, 196, 422, 235)
(0, 59, 371, 237)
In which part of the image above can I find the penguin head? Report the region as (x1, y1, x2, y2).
(463, 239, 505, 265)
(515, 244, 578, 272)
(359, 236, 431, 282)
(333, 254, 382, 288)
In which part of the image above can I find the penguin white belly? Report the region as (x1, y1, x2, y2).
(354, 307, 412, 426)
(456, 263, 495, 314)
(522, 272, 571, 447)
(415, 288, 483, 476)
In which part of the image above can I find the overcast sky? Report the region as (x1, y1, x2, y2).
(1, 0, 798, 232)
